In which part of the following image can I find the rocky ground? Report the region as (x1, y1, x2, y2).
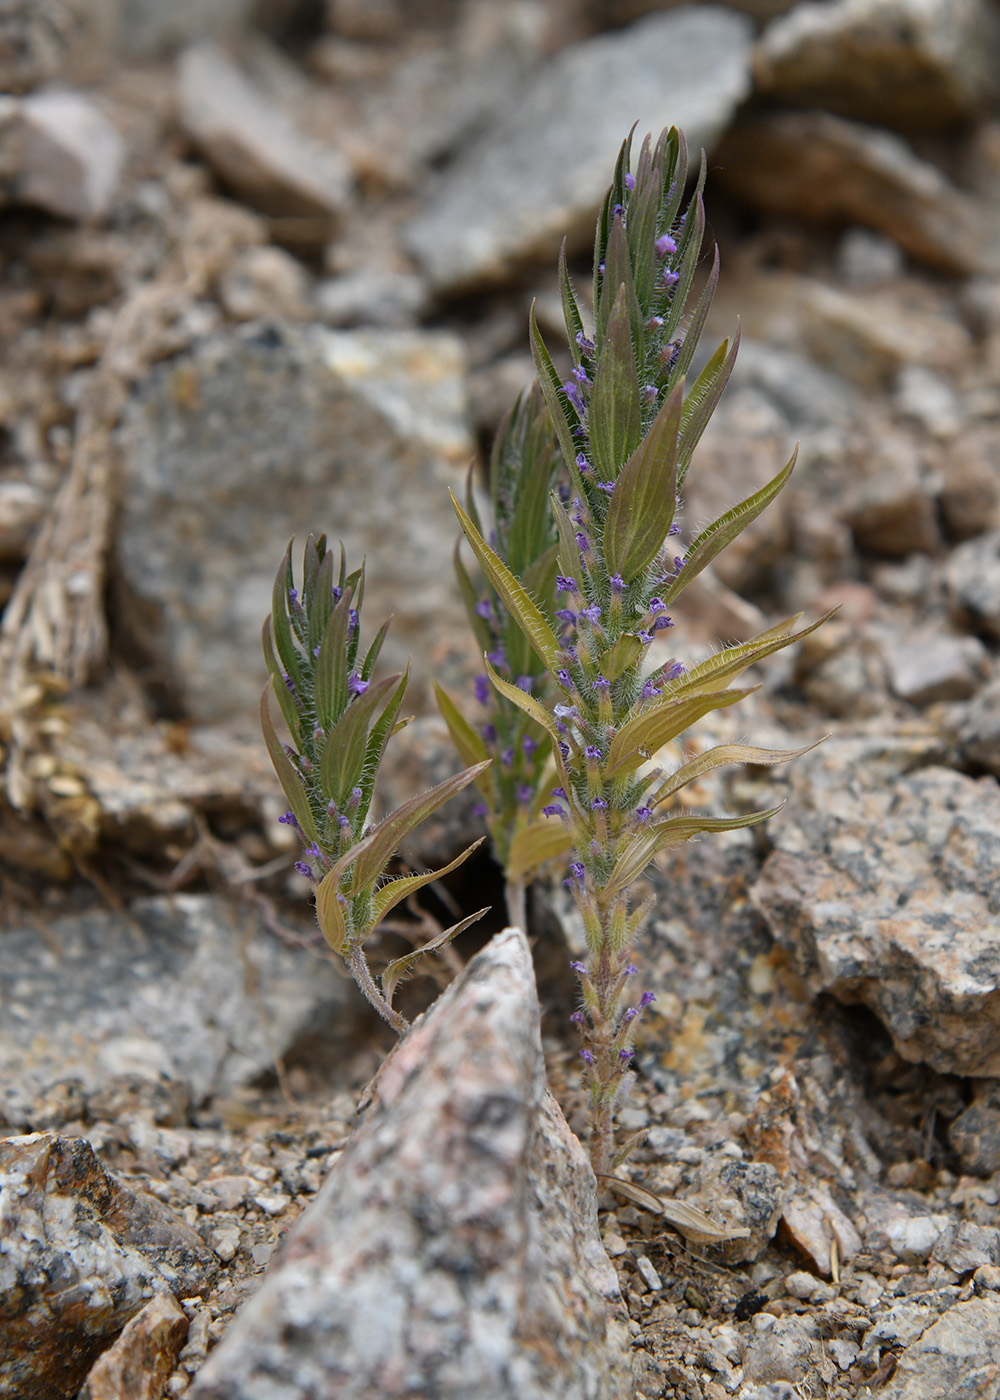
(3, 1, 1000, 1397)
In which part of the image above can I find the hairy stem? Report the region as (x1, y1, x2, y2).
(505, 878, 528, 934)
(346, 940, 410, 1035)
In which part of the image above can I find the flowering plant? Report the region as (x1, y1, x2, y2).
(261, 535, 488, 1034)
(451, 126, 827, 1173)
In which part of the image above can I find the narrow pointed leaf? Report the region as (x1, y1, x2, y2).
(315, 865, 349, 953)
(483, 657, 571, 790)
(270, 544, 301, 686)
(506, 817, 574, 885)
(663, 612, 833, 705)
(359, 666, 410, 808)
(600, 632, 643, 683)
(381, 906, 489, 1008)
(647, 741, 821, 810)
(670, 246, 719, 388)
(313, 590, 355, 731)
(606, 687, 757, 778)
(371, 837, 487, 926)
(530, 304, 581, 483)
(558, 240, 586, 356)
(451, 492, 562, 673)
(662, 449, 796, 606)
(320, 675, 400, 806)
(677, 324, 741, 485)
(604, 806, 782, 897)
(351, 760, 491, 894)
(260, 679, 319, 841)
(604, 379, 683, 581)
(590, 285, 641, 479)
(433, 683, 493, 806)
(262, 618, 301, 739)
(360, 617, 391, 682)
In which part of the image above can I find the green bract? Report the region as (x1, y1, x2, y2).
(453, 126, 827, 1174)
(262, 535, 489, 1034)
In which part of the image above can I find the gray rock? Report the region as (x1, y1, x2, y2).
(0, 893, 360, 1125)
(217, 245, 311, 322)
(940, 427, 1000, 541)
(0, 0, 72, 92)
(176, 43, 350, 223)
(949, 1096, 1000, 1176)
(406, 7, 752, 292)
(0, 1132, 212, 1400)
(751, 744, 1000, 1077)
(0, 87, 124, 221)
(884, 630, 989, 706)
(742, 1314, 820, 1386)
(880, 1297, 1000, 1399)
(931, 1221, 1000, 1274)
(840, 431, 940, 557)
(715, 110, 995, 276)
(679, 1149, 784, 1263)
(941, 676, 1000, 777)
(946, 528, 1000, 639)
(188, 928, 633, 1400)
(754, 0, 1000, 131)
(116, 0, 256, 57)
(114, 320, 473, 721)
(863, 1193, 950, 1263)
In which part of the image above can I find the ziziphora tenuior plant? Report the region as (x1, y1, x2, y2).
(452, 126, 829, 1175)
(262, 535, 489, 1034)
(435, 384, 572, 933)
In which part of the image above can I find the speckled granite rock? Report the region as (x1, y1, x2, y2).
(188, 928, 633, 1400)
(0, 1133, 211, 1400)
(880, 1296, 1000, 1399)
(751, 739, 1000, 1076)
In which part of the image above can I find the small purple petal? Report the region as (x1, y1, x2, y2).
(556, 576, 577, 593)
(640, 991, 656, 1009)
(294, 862, 313, 879)
(580, 1049, 594, 1064)
(656, 232, 678, 258)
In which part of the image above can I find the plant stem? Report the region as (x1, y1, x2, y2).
(346, 940, 410, 1035)
(505, 878, 528, 933)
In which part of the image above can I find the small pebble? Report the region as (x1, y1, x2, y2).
(636, 1254, 663, 1291)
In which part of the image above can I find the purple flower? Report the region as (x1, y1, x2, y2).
(622, 1007, 638, 1025)
(652, 615, 674, 632)
(474, 674, 491, 705)
(570, 863, 586, 882)
(667, 662, 687, 680)
(575, 452, 590, 471)
(338, 814, 351, 829)
(592, 797, 608, 811)
(596, 480, 615, 494)
(570, 959, 588, 973)
(575, 532, 591, 554)
(581, 1049, 594, 1064)
(516, 675, 534, 693)
(636, 805, 652, 824)
(669, 521, 682, 536)
(559, 742, 570, 758)
(294, 861, 313, 879)
(640, 677, 661, 699)
(580, 605, 601, 623)
(486, 646, 506, 669)
(563, 379, 587, 416)
(569, 1010, 584, 1025)
(481, 723, 497, 743)
(305, 841, 322, 858)
(571, 364, 591, 386)
(643, 383, 658, 404)
(624, 171, 635, 190)
(475, 597, 492, 619)
(619, 1048, 634, 1063)
(575, 331, 595, 354)
(611, 202, 623, 219)
(348, 786, 362, 807)
(585, 745, 602, 760)
(347, 672, 368, 696)
(278, 811, 298, 827)
(640, 991, 657, 1009)
(610, 574, 624, 592)
(554, 703, 578, 719)
(663, 268, 680, 288)
(519, 783, 534, 804)
(542, 804, 564, 818)
(348, 609, 358, 633)
(288, 589, 299, 606)
(638, 631, 654, 646)
(656, 232, 678, 258)
(471, 802, 488, 818)
(625, 963, 638, 975)
(674, 556, 685, 573)
(556, 576, 577, 593)
(551, 787, 567, 799)
(592, 675, 610, 691)
(501, 747, 514, 767)
(556, 668, 572, 686)
(523, 736, 538, 758)
(648, 597, 666, 612)
(555, 609, 576, 624)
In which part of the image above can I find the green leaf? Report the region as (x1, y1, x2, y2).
(600, 632, 643, 683)
(604, 805, 782, 897)
(358, 666, 410, 810)
(558, 240, 586, 358)
(677, 325, 740, 486)
(350, 760, 491, 894)
(260, 678, 320, 842)
(315, 863, 349, 953)
(360, 617, 390, 683)
(646, 740, 821, 810)
(605, 687, 757, 779)
(371, 838, 487, 926)
(506, 817, 573, 886)
(262, 617, 301, 740)
(590, 285, 641, 480)
(530, 304, 580, 484)
(381, 905, 489, 1008)
(451, 492, 562, 674)
(320, 674, 400, 808)
(661, 448, 796, 606)
(312, 590, 355, 731)
(307, 546, 337, 652)
(603, 379, 683, 582)
(270, 544, 302, 688)
(453, 542, 494, 654)
(433, 683, 493, 810)
(669, 246, 718, 389)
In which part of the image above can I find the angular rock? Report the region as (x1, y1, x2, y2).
(880, 1297, 1000, 1399)
(0, 0, 72, 92)
(406, 7, 752, 292)
(780, 1185, 863, 1276)
(754, 0, 1000, 131)
(114, 320, 473, 721)
(0, 88, 124, 221)
(941, 675, 1000, 777)
(679, 1149, 784, 1263)
(840, 430, 940, 556)
(751, 743, 1000, 1076)
(217, 245, 311, 322)
(176, 43, 350, 224)
(949, 1095, 1000, 1176)
(0, 893, 360, 1126)
(884, 630, 989, 705)
(863, 1193, 950, 1263)
(940, 427, 1000, 541)
(0, 1133, 212, 1400)
(946, 528, 1000, 639)
(79, 1292, 189, 1400)
(118, 0, 256, 57)
(188, 928, 633, 1400)
(714, 111, 995, 276)
(931, 1221, 1000, 1274)
(741, 1314, 820, 1387)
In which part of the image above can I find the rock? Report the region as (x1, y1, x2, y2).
(679, 1149, 784, 1263)
(0, 0, 72, 91)
(941, 676, 1000, 777)
(0, 476, 48, 559)
(884, 630, 989, 705)
(931, 1221, 1000, 1274)
(754, 0, 1000, 131)
(842, 430, 941, 558)
(79, 1292, 189, 1400)
(0, 893, 361, 1126)
(117, 0, 257, 57)
(114, 320, 473, 721)
(0, 87, 124, 221)
(188, 928, 634, 1400)
(405, 7, 752, 292)
(780, 1185, 863, 1275)
(949, 1097, 1000, 1175)
(879, 1297, 1000, 1399)
(939, 427, 1000, 541)
(0, 1132, 212, 1400)
(217, 244, 311, 321)
(751, 743, 1000, 1077)
(895, 363, 963, 440)
(946, 528, 1000, 639)
(714, 111, 995, 276)
(314, 268, 428, 328)
(862, 1292, 955, 1353)
(176, 43, 350, 225)
(741, 1314, 820, 1387)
